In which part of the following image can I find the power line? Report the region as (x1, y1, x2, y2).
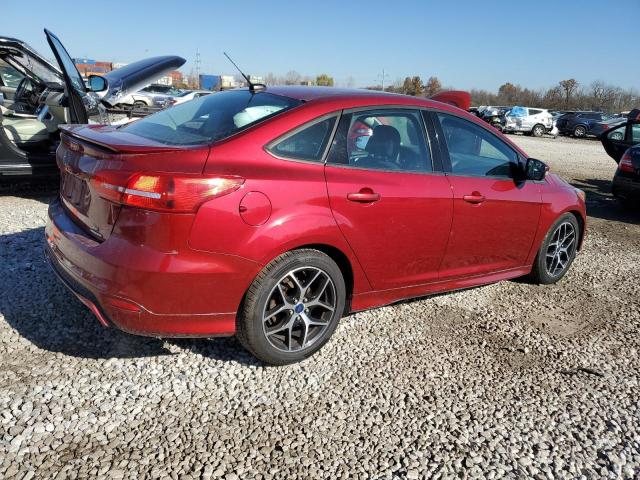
(377, 68, 390, 90)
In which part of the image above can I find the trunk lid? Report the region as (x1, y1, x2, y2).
(57, 124, 210, 240)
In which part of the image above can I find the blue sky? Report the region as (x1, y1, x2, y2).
(4, 0, 639, 91)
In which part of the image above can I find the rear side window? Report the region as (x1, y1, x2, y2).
(327, 109, 432, 172)
(529, 109, 542, 115)
(436, 112, 519, 178)
(122, 90, 301, 146)
(268, 116, 337, 162)
(0, 61, 24, 88)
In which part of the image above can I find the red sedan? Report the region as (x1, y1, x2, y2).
(46, 87, 586, 364)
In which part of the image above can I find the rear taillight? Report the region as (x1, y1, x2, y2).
(91, 172, 244, 213)
(619, 151, 635, 173)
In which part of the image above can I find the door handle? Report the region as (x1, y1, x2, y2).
(463, 193, 485, 204)
(347, 188, 381, 203)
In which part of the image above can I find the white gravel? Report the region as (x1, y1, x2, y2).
(0, 136, 639, 479)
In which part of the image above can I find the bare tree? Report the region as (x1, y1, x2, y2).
(284, 70, 302, 85)
(425, 76, 442, 97)
(559, 79, 579, 109)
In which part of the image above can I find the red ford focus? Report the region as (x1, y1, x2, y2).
(46, 86, 586, 364)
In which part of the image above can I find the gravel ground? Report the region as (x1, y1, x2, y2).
(1, 136, 639, 479)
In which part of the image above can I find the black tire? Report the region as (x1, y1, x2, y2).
(237, 249, 346, 365)
(529, 213, 580, 284)
(573, 125, 587, 138)
(133, 100, 148, 108)
(532, 124, 545, 137)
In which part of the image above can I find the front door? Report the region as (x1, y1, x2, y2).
(324, 108, 453, 290)
(431, 111, 542, 279)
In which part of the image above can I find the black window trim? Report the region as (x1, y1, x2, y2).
(264, 112, 341, 164)
(325, 105, 442, 175)
(428, 110, 523, 180)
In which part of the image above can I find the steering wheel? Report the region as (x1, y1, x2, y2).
(13, 77, 32, 103)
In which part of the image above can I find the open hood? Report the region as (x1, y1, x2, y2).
(100, 55, 186, 106)
(0, 36, 62, 86)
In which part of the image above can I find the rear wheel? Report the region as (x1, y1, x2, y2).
(529, 213, 580, 284)
(532, 124, 545, 137)
(610, 131, 624, 141)
(237, 249, 346, 365)
(573, 125, 587, 137)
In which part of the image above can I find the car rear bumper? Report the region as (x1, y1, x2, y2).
(45, 198, 261, 337)
(612, 173, 640, 201)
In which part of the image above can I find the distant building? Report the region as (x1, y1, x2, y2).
(74, 58, 112, 78)
(300, 80, 314, 86)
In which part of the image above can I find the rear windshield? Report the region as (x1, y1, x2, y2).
(122, 90, 302, 145)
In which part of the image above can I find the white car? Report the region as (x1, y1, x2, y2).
(169, 89, 213, 105)
(501, 107, 554, 137)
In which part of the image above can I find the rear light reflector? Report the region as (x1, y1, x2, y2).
(619, 152, 634, 173)
(91, 172, 244, 213)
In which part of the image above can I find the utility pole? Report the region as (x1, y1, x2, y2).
(195, 49, 201, 89)
(377, 68, 389, 91)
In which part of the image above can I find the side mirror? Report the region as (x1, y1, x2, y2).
(525, 158, 548, 181)
(87, 75, 108, 93)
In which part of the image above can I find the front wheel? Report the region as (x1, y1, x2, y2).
(529, 213, 580, 284)
(237, 249, 346, 365)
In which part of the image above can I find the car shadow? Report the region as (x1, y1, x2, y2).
(0, 226, 260, 365)
(0, 180, 58, 205)
(570, 178, 640, 225)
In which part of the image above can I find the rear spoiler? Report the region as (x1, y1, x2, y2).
(429, 91, 471, 111)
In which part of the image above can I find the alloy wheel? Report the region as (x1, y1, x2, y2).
(262, 267, 337, 352)
(545, 221, 577, 277)
(534, 125, 544, 137)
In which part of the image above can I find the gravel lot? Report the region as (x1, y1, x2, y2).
(1, 135, 639, 479)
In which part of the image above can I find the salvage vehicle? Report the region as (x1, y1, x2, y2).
(556, 111, 618, 138)
(45, 85, 586, 365)
(115, 84, 184, 109)
(169, 89, 213, 106)
(481, 105, 510, 130)
(0, 30, 185, 178)
(601, 109, 640, 207)
(500, 106, 554, 137)
(589, 115, 627, 140)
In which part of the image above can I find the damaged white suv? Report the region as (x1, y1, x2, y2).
(500, 106, 554, 137)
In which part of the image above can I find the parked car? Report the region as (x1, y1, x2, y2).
(500, 106, 554, 137)
(45, 86, 586, 365)
(601, 109, 640, 207)
(590, 115, 627, 139)
(481, 105, 510, 130)
(169, 89, 213, 106)
(116, 84, 184, 109)
(0, 30, 185, 178)
(556, 111, 619, 138)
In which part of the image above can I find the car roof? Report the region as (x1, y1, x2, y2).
(248, 86, 453, 110)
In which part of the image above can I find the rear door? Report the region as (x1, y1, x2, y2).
(431, 111, 541, 278)
(324, 108, 453, 290)
(601, 111, 640, 162)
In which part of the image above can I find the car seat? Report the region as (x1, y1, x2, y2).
(0, 109, 50, 146)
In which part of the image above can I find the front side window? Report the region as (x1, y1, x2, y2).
(268, 116, 336, 162)
(436, 112, 519, 178)
(122, 90, 301, 146)
(327, 109, 432, 172)
(632, 124, 640, 143)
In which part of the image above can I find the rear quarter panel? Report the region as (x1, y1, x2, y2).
(189, 107, 373, 295)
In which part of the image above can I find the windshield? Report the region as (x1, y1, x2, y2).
(2, 49, 61, 85)
(122, 90, 302, 145)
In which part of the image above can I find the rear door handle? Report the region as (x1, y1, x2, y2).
(463, 193, 485, 204)
(347, 189, 380, 203)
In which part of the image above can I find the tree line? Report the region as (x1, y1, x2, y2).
(370, 76, 638, 113)
(263, 72, 638, 113)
